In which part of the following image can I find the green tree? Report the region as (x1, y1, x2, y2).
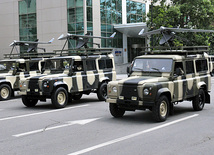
(147, 0, 214, 48)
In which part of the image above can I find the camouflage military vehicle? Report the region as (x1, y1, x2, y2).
(0, 38, 54, 101)
(107, 27, 213, 122)
(19, 48, 116, 108)
(107, 48, 211, 122)
(0, 58, 45, 100)
(208, 55, 214, 75)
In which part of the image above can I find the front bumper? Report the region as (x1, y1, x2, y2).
(107, 98, 155, 110)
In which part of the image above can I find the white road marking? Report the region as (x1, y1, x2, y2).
(0, 104, 89, 121)
(13, 118, 100, 137)
(68, 114, 199, 155)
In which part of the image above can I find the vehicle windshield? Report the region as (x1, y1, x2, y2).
(132, 58, 173, 73)
(0, 61, 16, 73)
(44, 59, 70, 73)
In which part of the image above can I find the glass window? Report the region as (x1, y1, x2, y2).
(100, 0, 122, 48)
(196, 60, 208, 72)
(186, 61, 194, 74)
(126, 1, 146, 23)
(68, 0, 75, 8)
(86, 60, 96, 70)
(99, 60, 105, 69)
(87, 0, 92, 6)
(29, 61, 39, 71)
(19, 0, 37, 53)
(98, 59, 113, 69)
(132, 58, 173, 72)
(76, 0, 83, 7)
(76, 7, 83, 22)
(106, 59, 113, 68)
(87, 7, 93, 22)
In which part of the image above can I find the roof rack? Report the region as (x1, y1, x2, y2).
(140, 46, 209, 56)
(4, 52, 55, 59)
(53, 48, 113, 56)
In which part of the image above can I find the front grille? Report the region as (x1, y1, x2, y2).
(29, 80, 40, 90)
(119, 84, 138, 100)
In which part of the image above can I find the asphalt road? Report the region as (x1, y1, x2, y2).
(0, 76, 214, 155)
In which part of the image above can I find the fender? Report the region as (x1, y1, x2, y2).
(53, 81, 68, 91)
(0, 79, 13, 88)
(197, 81, 207, 90)
(155, 87, 171, 102)
(99, 77, 110, 83)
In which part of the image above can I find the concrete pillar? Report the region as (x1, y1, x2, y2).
(92, 0, 101, 47)
(83, 0, 87, 34)
(122, 0, 128, 64)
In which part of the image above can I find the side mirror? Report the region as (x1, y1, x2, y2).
(127, 65, 132, 77)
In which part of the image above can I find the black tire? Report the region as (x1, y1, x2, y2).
(109, 103, 125, 118)
(152, 95, 169, 122)
(192, 89, 205, 111)
(51, 87, 68, 108)
(22, 96, 38, 107)
(97, 82, 107, 101)
(72, 93, 82, 100)
(0, 84, 12, 101)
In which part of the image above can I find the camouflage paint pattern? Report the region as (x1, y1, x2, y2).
(19, 53, 116, 99)
(107, 53, 211, 110)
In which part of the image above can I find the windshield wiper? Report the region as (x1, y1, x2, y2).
(151, 68, 161, 73)
(133, 67, 144, 71)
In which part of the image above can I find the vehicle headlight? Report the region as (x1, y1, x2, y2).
(23, 81, 27, 87)
(144, 88, 149, 95)
(43, 81, 49, 88)
(112, 86, 117, 93)
(20, 81, 27, 88)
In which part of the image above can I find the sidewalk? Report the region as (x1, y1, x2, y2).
(116, 74, 128, 80)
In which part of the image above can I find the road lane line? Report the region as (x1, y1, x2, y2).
(68, 114, 199, 155)
(0, 104, 89, 121)
(13, 118, 101, 137)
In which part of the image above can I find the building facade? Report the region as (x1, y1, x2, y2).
(0, 0, 150, 64)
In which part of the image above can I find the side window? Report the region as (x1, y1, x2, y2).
(196, 60, 208, 72)
(98, 60, 105, 69)
(29, 62, 39, 71)
(106, 59, 113, 68)
(186, 61, 194, 74)
(73, 61, 84, 72)
(86, 60, 96, 71)
(98, 59, 113, 70)
(174, 62, 184, 75)
(17, 63, 27, 72)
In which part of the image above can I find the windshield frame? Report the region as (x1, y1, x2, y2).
(44, 58, 72, 74)
(132, 58, 173, 73)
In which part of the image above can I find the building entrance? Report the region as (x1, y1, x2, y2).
(127, 37, 145, 62)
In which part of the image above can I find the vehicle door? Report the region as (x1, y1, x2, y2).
(173, 61, 187, 101)
(72, 60, 85, 92)
(85, 59, 98, 89)
(185, 60, 196, 98)
(14, 62, 29, 89)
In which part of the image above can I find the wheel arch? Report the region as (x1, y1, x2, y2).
(156, 88, 171, 103)
(53, 81, 68, 92)
(0, 81, 13, 89)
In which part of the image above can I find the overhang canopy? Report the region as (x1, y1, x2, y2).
(114, 22, 148, 38)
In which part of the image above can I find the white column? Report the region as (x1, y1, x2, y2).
(122, 0, 128, 64)
(92, 0, 101, 47)
(83, 0, 87, 34)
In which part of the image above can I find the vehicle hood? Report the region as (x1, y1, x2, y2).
(0, 73, 12, 80)
(26, 73, 67, 81)
(118, 76, 169, 85)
